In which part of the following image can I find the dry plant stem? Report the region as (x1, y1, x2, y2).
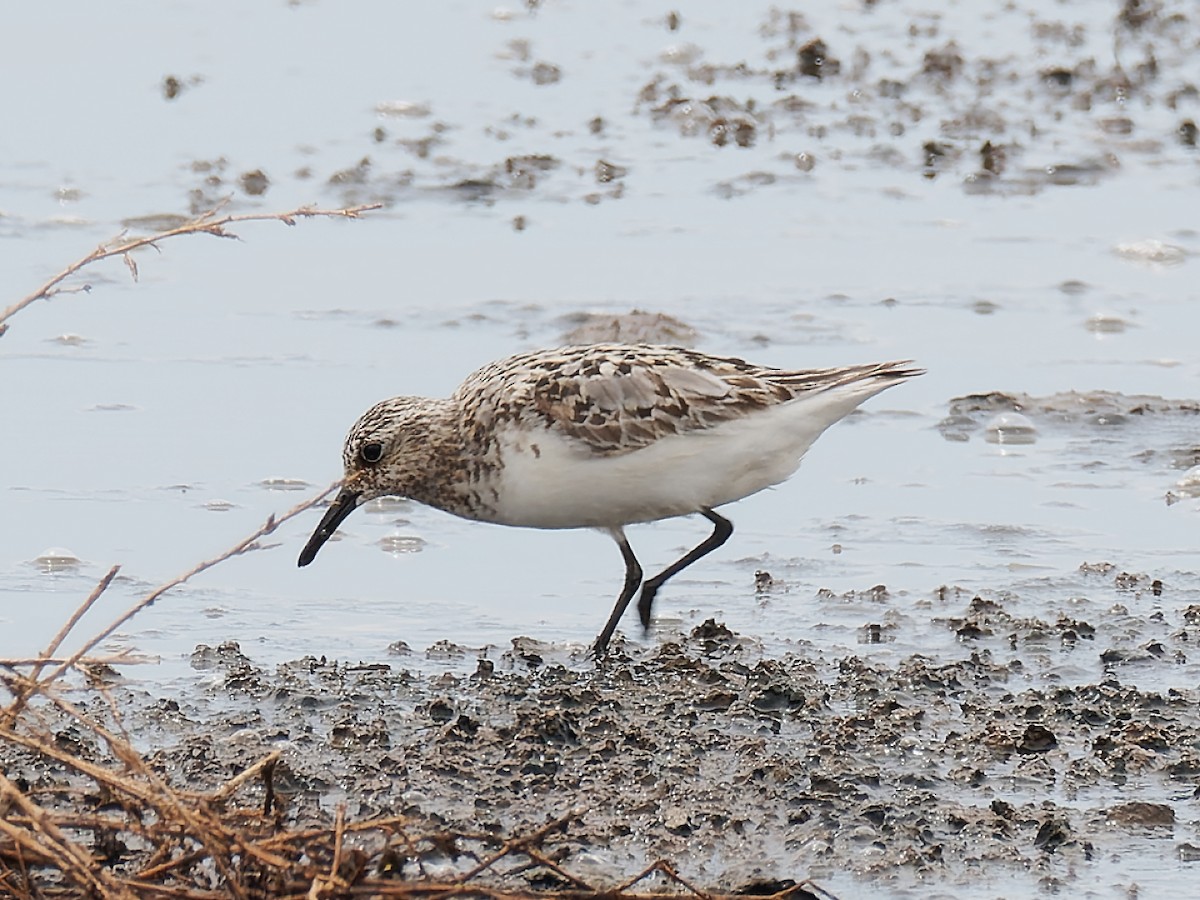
(0, 203, 383, 336)
(0, 488, 336, 895)
(134, 847, 213, 883)
(389, 820, 431, 879)
(307, 804, 349, 899)
(38, 481, 340, 692)
(613, 860, 710, 896)
(507, 847, 596, 891)
(1, 841, 37, 899)
(653, 861, 709, 898)
(8, 813, 156, 840)
(255, 817, 414, 852)
(331, 804, 347, 884)
(205, 749, 282, 805)
(0, 652, 154, 667)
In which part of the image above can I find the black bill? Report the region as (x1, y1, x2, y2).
(297, 488, 361, 566)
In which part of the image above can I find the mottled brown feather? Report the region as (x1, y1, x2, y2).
(453, 344, 921, 457)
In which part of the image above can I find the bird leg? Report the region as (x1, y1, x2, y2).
(591, 529, 643, 657)
(637, 508, 734, 631)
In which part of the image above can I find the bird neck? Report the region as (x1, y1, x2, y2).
(400, 399, 479, 518)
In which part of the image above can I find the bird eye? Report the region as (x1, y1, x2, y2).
(360, 442, 384, 464)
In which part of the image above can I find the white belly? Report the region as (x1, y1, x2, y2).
(486, 388, 877, 529)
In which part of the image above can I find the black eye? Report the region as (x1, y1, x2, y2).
(360, 442, 384, 464)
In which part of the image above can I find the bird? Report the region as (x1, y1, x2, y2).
(298, 343, 922, 656)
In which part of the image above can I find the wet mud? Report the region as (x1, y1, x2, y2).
(10, 602, 1199, 895)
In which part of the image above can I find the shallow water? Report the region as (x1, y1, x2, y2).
(2, 1, 1199, 895)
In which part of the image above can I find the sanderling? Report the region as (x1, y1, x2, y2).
(298, 343, 922, 655)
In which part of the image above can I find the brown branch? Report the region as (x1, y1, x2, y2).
(0, 487, 338, 893)
(253, 816, 414, 852)
(0, 202, 382, 336)
(505, 846, 597, 891)
(3, 812, 155, 839)
(133, 847, 210, 883)
(305, 803, 349, 898)
(0, 651, 155, 668)
(611, 859, 709, 896)
(204, 749, 282, 806)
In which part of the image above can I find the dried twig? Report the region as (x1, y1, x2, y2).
(0, 651, 155, 668)
(306, 803, 349, 899)
(0, 202, 382, 336)
(133, 847, 211, 883)
(505, 846, 597, 891)
(205, 750, 283, 806)
(611, 860, 710, 897)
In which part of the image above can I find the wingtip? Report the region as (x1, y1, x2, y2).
(886, 360, 925, 378)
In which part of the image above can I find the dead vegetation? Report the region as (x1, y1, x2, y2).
(0, 202, 382, 338)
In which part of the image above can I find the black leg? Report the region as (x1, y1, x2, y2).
(591, 529, 643, 657)
(637, 509, 733, 631)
